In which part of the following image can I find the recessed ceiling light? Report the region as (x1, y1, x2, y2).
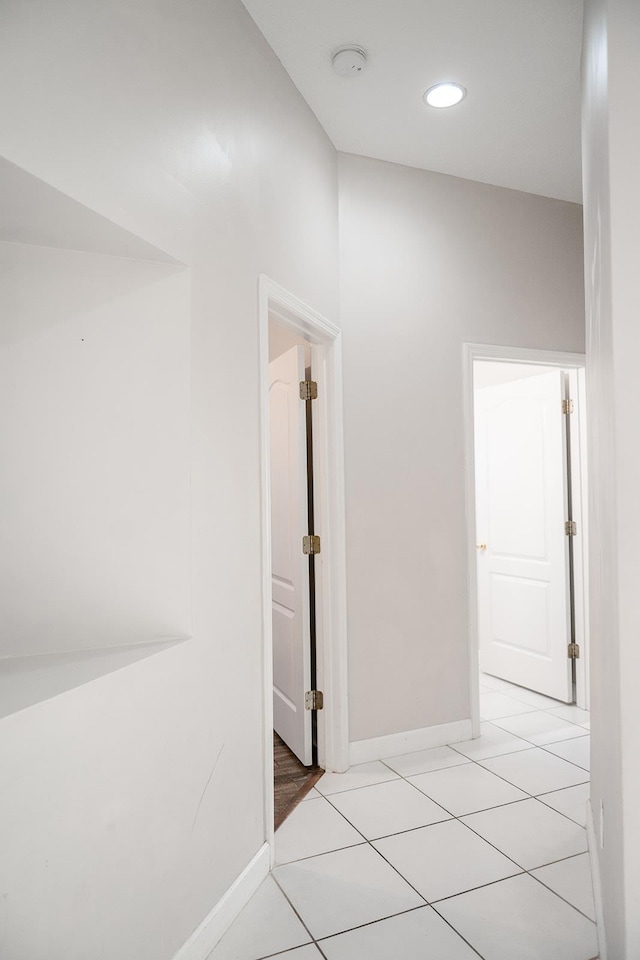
(332, 45, 368, 77)
(423, 82, 467, 109)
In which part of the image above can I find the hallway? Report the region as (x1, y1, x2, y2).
(210, 676, 596, 960)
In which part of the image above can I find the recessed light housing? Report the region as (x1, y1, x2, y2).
(423, 82, 467, 109)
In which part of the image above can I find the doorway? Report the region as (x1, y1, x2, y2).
(463, 345, 589, 736)
(268, 327, 322, 825)
(259, 277, 349, 859)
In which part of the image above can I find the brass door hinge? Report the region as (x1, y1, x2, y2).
(562, 398, 574, 414)
(305, 690, 324, 710)
(568, 642, 580, 659)
(565, 521, 577, 536)
(300, 380, 318, 401)
(302, 534, 321, 556)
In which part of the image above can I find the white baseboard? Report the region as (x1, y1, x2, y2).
(172, 843, 270, 960)
(586, 798, 607, 960)
(349, 719, 473, 765)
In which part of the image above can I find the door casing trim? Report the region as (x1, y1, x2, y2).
(258, 276, 349, 864)
(462, 343, 589, 735)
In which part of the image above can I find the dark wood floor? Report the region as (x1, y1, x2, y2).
(274, 733, 323, 830)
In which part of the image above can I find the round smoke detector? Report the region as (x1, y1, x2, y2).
(332, 45, 367, 77)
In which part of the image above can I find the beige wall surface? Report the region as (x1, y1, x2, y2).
(339, 152, 585, 743)
(0, 1, 338, 957)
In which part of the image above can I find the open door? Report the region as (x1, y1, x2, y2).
(269, 345, 312, 764)
(474, 369, 573, 702)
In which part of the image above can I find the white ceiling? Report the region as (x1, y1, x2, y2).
(240, 0, 584, 203)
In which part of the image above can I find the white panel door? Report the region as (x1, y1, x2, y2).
(475, 370, 572, 701)
(269, 345, 312, 764)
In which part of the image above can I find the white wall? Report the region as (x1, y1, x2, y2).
(339, 153, 585, 743)
(0, 1, 338, 957)
(0, 241, 191, 658)
(582, 1, 640, 955)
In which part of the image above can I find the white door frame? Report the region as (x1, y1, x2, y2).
(259, 276, 349, 861)
(463, 343, 589, 736)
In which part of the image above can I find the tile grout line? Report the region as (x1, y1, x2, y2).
(268, 873, 319, 950)
(312, 903, 427, 939)
(450, 743, 589, 801)
(275, 794, 444, 953)
(269, 843, 590, 954)
(267, 685, 592, 960)
(312, 905, 441, 952)
(527, 861, 598, 924)
(283, 740, 589, 865)
(311, 903, 487, 957)
(476, 718, 590, 748)
(428, 872, 596, 937)
(481, 693, 590, 727)
(279, 777, 492, 956)
(482, 716, 590, 740)
(280, 766, 592, 936)
(446, 739, 539, 763)
(380, 739, 590, 830)
(467, 727, 591, 777)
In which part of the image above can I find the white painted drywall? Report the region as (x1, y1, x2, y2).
(582, 1, 640, 955)
(0, 156, 180, 262)
(339, 153, 585, 742)
(0, 241, 191, 659)
(0, 1, 338, 957)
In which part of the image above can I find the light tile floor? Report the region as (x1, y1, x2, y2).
(209, 675, 597, 960)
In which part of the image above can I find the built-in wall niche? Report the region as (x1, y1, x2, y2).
(0, 159, 190, 715)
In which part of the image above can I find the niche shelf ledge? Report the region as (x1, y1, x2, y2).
(0, 155, 182, 264)
(0, 638, 188, 720)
